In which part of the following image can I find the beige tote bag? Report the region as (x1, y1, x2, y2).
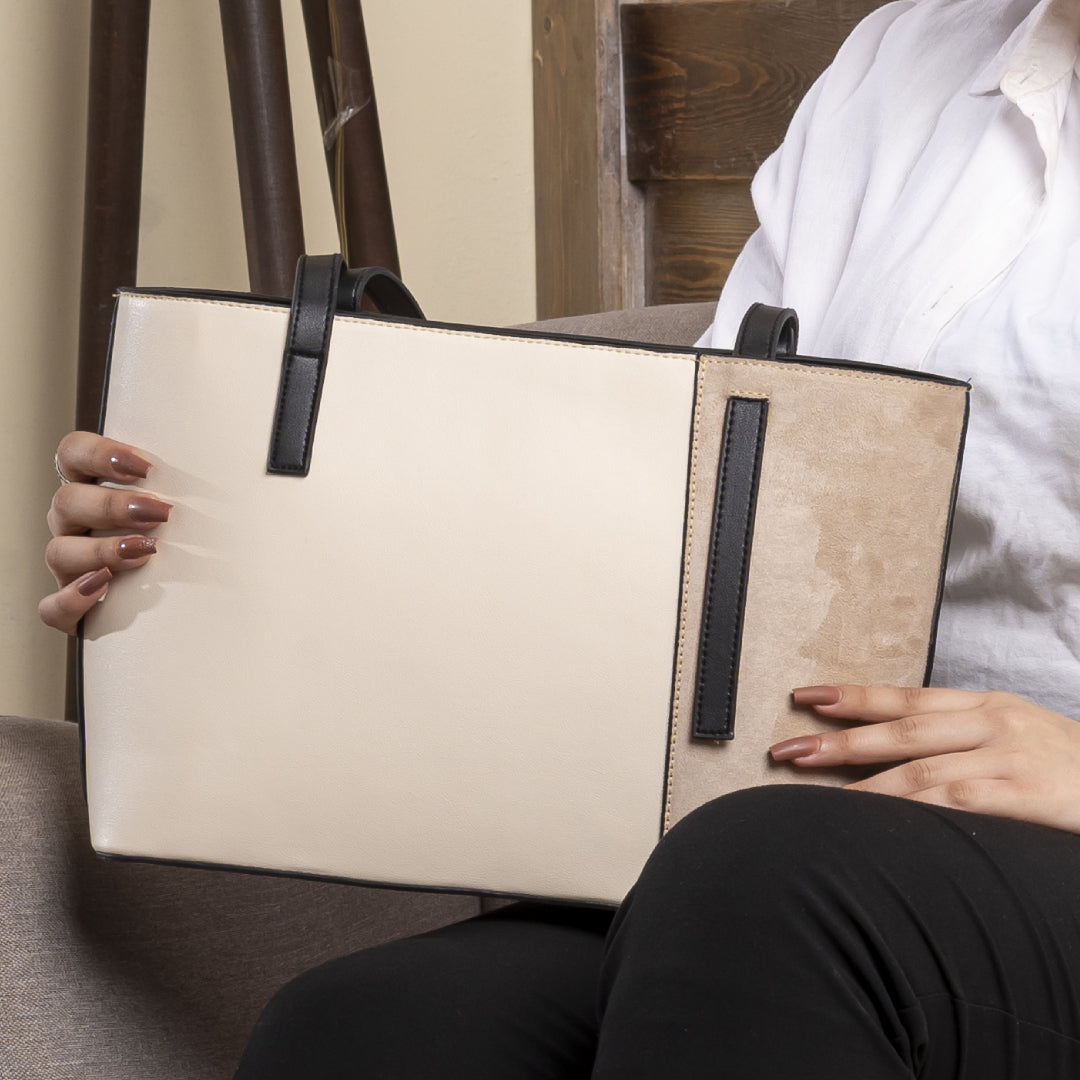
(80, 255, 969, 906)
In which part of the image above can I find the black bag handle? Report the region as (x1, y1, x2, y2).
(338, 265, 424, 320)
(734, 303, 799, 359)
(267, 254, 424, 476)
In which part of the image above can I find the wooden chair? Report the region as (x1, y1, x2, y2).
(76, 0, 396, 433)
(533, 0, 884, 318)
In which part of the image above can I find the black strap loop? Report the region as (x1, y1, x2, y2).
(338, 266, 425, 320)
(266, 255, 425, 477)
(734, 303, 799, 359)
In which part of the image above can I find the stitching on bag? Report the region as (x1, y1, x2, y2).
(297, 265, 337, 461)
(131, 295, 287, 316)
(666, 370, 705, 833)
(694, 400, 768, 738)
(269, 270, 309, 471)
(131, 297, 958, 396)
(127, 297, 959, 397)
(337, 314, 698, 363)
(133, 294, 698, 367)
(712, 356, 957, 392)
(270, 361, 298, 471)
(694, 405, 736, 735)
(267, 265, 336, 473)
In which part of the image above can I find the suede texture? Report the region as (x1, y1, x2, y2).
(665, 358, 968, 828)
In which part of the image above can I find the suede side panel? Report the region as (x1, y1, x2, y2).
(666, 357, 968, 831)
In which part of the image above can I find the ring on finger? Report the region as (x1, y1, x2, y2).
(54, 452, 73, 485)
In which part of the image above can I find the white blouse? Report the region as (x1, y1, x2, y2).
(698, 0, 1080, 715)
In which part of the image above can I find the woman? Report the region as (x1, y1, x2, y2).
(42, 0, 1080, 1075)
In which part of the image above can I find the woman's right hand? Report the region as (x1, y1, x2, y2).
(40, 431, 170, 635)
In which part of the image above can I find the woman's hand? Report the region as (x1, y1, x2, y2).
(40, 431, 169, 635)
(771, 685, 1080, 834)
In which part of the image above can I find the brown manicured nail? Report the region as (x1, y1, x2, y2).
(110, 450, 151, 480)
(127, 496, 172, 525)
(792, 685, 843, 707)
(77, 567, 113, 596)
(769, 736, 821, 762)
(118, 536, 157, 560)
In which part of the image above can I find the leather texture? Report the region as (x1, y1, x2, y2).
(84, 295, 697, 905)
(338, 266, 424, 319)
(735, 303, 799, 358)
(691, 396, 769, 740)
(267, 254, 344, 475)
(267, 257, 424, 476)
(82, 282, 968, 905)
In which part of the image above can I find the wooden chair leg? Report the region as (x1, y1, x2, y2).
(219, 0, 305, 297)
(77, 0, 152, 433)
(300, 0, 399, 274)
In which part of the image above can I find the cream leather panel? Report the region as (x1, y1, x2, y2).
(83, 295, 697, 905)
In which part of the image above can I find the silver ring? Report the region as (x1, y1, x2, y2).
(54, 451, 73, 485)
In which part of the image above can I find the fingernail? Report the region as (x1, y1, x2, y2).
(118, 536, 157, 560)
(77, 567, 113, 596)
(792, 685, 843, 707)
(110, 450, 151, 480)
(769, 736, 821, 762)
(127, 496, 172, 525)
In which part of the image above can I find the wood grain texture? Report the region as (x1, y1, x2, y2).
(533, 0, 603, 318)
(646, 180, 758, 305)
(300, 0, 399, 275)
(78, 0, 151, 434)
(219, 0, 306, 297)
(622, 0, 882, 180)
(533, 0, 644, 318)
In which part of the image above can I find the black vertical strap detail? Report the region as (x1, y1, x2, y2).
(692, 397, 769, 740)
(267, 254, 345, 475)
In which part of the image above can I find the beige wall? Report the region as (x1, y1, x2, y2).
(1, 1, 535, 721)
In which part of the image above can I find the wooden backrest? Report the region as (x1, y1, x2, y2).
(533, 0, 883, 318)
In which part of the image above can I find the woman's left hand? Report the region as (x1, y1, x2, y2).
(770, 685, 1080, 834)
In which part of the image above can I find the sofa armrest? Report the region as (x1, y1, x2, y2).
(0, 716, 479, 1080)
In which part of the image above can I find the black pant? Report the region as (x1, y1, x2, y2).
(235, 786, 1080, 1078)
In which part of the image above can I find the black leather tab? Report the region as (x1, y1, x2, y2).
(338, 266, 425, 319)
(735, 304, 799, 358)
(268, 257, 426, 476)
(267, 254, 345, 475)
(692, 397, 769, 740)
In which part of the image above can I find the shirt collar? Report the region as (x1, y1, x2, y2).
(970, 0, 1080, 188)
(970, 0, 1080, 98)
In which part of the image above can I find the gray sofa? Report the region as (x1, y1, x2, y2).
(0, 303, 715, 1080)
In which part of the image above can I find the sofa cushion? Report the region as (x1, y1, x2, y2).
(0, 716, 479, 1080)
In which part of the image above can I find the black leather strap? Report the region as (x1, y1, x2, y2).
(267, 256, 425, 476)
(735, 304, 799, 358)
(692, 396, 769, 740)
(338, 266, 425, 319)
(267, 254, 344, 476)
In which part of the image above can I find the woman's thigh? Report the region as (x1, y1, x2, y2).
(237, 786, 1080, 1079)
(234, 901, 613, 1080)
(595, 785, 1080, 1080)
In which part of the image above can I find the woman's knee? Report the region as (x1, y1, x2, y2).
(241, 944, 422, 1065)
(634, 784, 910, 905)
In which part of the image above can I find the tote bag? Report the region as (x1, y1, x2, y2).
(80, 255, 969, 906)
